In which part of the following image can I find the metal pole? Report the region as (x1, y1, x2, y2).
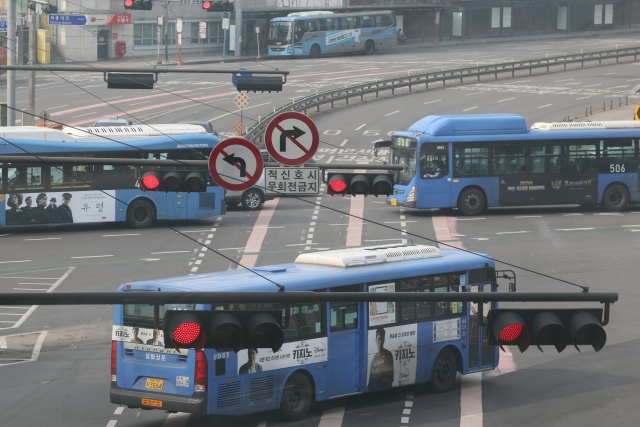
(235, 0, 243, 58)
(7, 0, 16, 126)
(164, 1, 169, 63)
(223, 29, 227, 61)
(27, 8, 37, 126)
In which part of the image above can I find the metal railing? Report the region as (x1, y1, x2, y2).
(245, 46, 640, 143)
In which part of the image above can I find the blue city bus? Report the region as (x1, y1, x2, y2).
(385, 114, 640, 215)
(110, 244, 499, 419)
(0, 134, 224, 228)
(268, 11, 397, 58)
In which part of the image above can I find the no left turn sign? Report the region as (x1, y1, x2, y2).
(208, 138, 263, 191)
(265, 112, 319, 166)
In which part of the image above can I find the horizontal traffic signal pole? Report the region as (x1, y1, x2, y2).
(0, 65, 288, 78)
(0, 291, 618, 306)
(0, 156, 405, 170)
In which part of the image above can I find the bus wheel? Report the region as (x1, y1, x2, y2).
(126, 199, 156, 229)
(310, 44, 321, 58)
(431, 348, 457, 393)
(603, 184, 629, 212)
(364, 40, 375, 54)
(458, 187, 486, 216)
(279, 372, 312, 421)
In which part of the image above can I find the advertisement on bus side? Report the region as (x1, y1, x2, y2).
(325, 29, 360, 47)
(237, 338, 328, 375)
(498, 175, 598, 206)
(368, 283, 396, 327)
(4, 190, 116, 225)
(366, 324, 417, 391)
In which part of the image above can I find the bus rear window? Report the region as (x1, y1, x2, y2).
(123, 304, 194, 329)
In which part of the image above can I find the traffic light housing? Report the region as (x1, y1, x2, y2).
(27, 1, 36, 11)
(124, 0, 152, 10)
(42, 3, 58, 13)
(488, 308, 606, 353)
(236, 76, 283, 93)
(202, 0, 234, 11)
(634, 106, 640, 120)
(164, 310, 284, 352)
(327, 172, 394, 197)
(139, 170, 207, 193)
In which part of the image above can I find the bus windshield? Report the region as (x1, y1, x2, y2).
(269, 22, 292, 45)
(390, 136, 418, 185)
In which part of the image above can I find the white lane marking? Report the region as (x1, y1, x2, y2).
(102, 234, 141, 237)
(620, 225, 640, 227)
(178, 229, 217, 233)
(554, 78, 574, 82)
(515, 215, 541, 218)
(405, 401, 414, 407)
(424, 100, 441, 105)
(71, 255, 113, 259)
(495, 231, 530, 235)
(326, 156, 335, 164)
(130, 100, 151, 106)
(583, 84, 602, 87)
(318, 407, 345, 427)
(460, 372, 483, 427)
(457, 218, 486, 220)
(403, 409, 412, 415)
(554, 227, 595, 231)
(114, 407, 125, 415)
(575, 96, 592, 100)
(237, 199, 280, 268)
(71, 111, 97, 118)
(497, 98, 516, 103)
(537, 104, 553, 109)
(0, 337, 6, 349)
(385, 111, 400, 116)
(13, 288, 53, 291)
(355, 124, 366, 130)
(0, 331, 49, 366)
(471, 238, 490, 240)
(603, 72, 617, 75)
(463, 106, 478, 112)
(0, 260, 31, 264)
(606, 85, 629, 89)
(106, 421, 118, 427)
(151, 251, 191, 254)
(24, 238, 61, 241)
(286, 243, 318, 247)
(465, 92, 484, 96)
(258, 422, 267, 427)
(563, 213, 583, 216)
(384, 221, 417, 224)
(253, 226, 284, 229)
(364, 238, 404, 242)
(401, 417, 410, 423)
(340, 139, 348, 147)
(595, 213, 623, 216)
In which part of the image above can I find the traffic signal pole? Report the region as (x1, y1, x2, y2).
(27, 7, 38, 126)
(235, 0, 242, 58)
(164, 1, 169, 63)
(6, 0, 16, 125)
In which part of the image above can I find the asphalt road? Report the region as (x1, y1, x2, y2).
(2, 34, 640, 427)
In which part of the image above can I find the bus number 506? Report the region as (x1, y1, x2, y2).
(610, 164, 626, 173)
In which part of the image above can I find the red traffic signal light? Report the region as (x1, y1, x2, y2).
(202, 0, 213, 9)
(164, 310, 285, 353)
(124, 0, 134, 7)
(327, 172, 394, 197)
(139, 170, 206, 193)
(489, 308, 606, 353)
(124, 0, 152, 10)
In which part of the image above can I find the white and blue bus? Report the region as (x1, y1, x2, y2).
(110, 244, 499, 418)
(384, 115, 640, 215)
(0, 129, 224, 228)
(268, 10, 397, 58)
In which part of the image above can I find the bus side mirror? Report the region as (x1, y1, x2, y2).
(373, 140, 391, 157)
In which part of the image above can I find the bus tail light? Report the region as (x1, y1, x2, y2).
(195, 350, 207, 392)
(111, 341, 117, 382)
(406, 186, 416, 203)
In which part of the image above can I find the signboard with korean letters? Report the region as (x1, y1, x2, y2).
(265, 167, 320, 195)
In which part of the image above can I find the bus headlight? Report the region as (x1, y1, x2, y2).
(406, 187, 417, 203)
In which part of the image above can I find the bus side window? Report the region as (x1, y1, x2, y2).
(492, 144, 525, 175)
(454, 146, 489, 176)
(566, 143, 596, 173)
(600, 139, 636, 173)
(318, 18, 327, 31)
(361, 15, 372, 28)
(374, 15, 383, 27)
(50, 165, 94, 189)
(529, 145, 561, 174)
(381, 14, 394, 26)
(7, 166, 43, 191)
(330, 304, 358, 332)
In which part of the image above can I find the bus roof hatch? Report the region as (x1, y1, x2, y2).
(295, 244, 443, 268)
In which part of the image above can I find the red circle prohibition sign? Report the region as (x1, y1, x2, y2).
(208, 138, 263, 192)
(265, 112, 319, 166)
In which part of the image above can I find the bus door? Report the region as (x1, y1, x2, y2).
(467, 282, 494, 372)
(419, 143, 451, 208)
(327, 303, 362, 397)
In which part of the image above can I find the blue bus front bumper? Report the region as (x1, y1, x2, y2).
(268, 49, 293, 56)
(110, 383, 207, 414)
(386, 197, 416, 208)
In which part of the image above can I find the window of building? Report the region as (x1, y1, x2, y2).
(134, 23, 176, 46)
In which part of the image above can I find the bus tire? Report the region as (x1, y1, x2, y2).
(364, 40, 375, 54)
(126, 198, 156, 229)
(602, 184, 629, 212)
(431, 348, 457, 393)
(457, 187, 486, 216)
(241, 189, 264, 211)
(279, 372, 313, 421)
(310, 44, 321, 58)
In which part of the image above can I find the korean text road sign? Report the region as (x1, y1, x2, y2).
(265, 167, 320, 195)
(264, 112, 319, 166)
(208, 138, 263, 191)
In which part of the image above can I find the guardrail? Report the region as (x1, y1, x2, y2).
(245, 46, 640, 143)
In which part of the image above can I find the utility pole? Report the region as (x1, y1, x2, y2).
(27, 6, 38, 126)
(235, 0, 242, 58)
(7, 0, 16, 126)
(164, 0, 169, 63)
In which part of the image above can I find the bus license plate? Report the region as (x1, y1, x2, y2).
(390, 199, 397, 206)
(276, 52, 280, 56)
(141, 398, 162, 408)
(145, 378, 164, 390)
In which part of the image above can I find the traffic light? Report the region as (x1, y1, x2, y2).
(139, 170, 207, 193)
(488, 308, 607, 353)
(107, 73, 155, 90)
(42, 3, 57, 13)
(202, 0, 234, 11)
(164, 310, 284, 352)
(236, 76, 283, 93)
(327, 172, 394, 197)
(27, 1, 36, 11)
(634, 106, 640, 120)
(124, 0, 152, 10)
